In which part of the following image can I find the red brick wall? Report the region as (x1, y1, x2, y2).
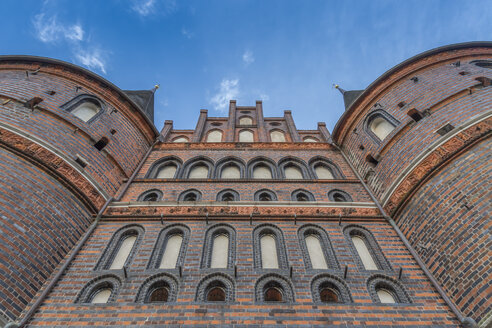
(27, 218, 459, 327)
(395, 138, 491, 321)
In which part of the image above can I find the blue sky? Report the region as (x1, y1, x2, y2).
(1, 0, 491, 131)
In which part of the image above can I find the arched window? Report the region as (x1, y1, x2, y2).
(367, 275, 411, 304)
(157, 164, 177, 178)
(344, 225, 392, 271)
(196, 273, 235, 302)
(239, 116, 253, 125)
(239, 129, 254, 142)
(284, 165, 303, 179)
(95, 225, 144, 271)
(148, 224, 189, 270)
(136, 273, 179, 303)
(201, 224, 236, 269)
(311, 274, 352, 304)
(291, 189, 315, 202)
(351, 236, 378, 270)
(260, 235, 279, 269)
(221, 164, 240, 178)
(298, 225, 339, 270)
(315, 165, 334, 179)
(365, 110, 399, 143)
(328, 189, 352, 202)
(253, 165, 272, 179)
(138, 189, 163, 202)
(189, 165, 209, 178)
(253, 224, 288, 270)
(254, 189, 277, 202)
(303, 137, 319, 142)
(146, 157, 182, 179)
(71, 100, 100, 122)
(471, 60, 492, 69)
(255, 274, 294, 303)
(270, 130, 286, 142)
(248, 157, 278, 179)
(178, 189, 202, 202)
(61, 94, 103, 123)
(183, 157, 214, 179)
(309, 157, 343, 179)
(172, 136, 188, 143)
(76, 275, 120, 304)
(206, 129, 223, 142)
(216, 189, 240, 202)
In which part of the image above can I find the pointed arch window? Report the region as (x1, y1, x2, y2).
(159, 234, 183, 269)
(201, 224, 236, 269)
(309, 157, 343, 179)
(298, 225, 339, 270)
(311, 274, 352, 304)
(351, 235, 378, 270)
(95, 225, 144, 271)
(136, 273, 179, 303)
(221, 164, 240, 179)
(189, 165, 208, 178)
(315, 165, 334, 179)
(76, 275, 120, 304)
(255, 274, 294, 303)
(253, 224, 288, 270)
(178, 189, 202, 202)
(253, 165, 272, 179)
(291, 189, 315, 202)
(239, 116, 253, 125)
(284, 165, 303, 179)
(196, 274, 235, 303)
(157, 165, 177, 178)
(367, 275, 411, 304)
(148, 225, 189, 270)
(260, 235, 279, 269)
(344, 225, 392, 271)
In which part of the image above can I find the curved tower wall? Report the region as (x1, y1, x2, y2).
(333, 43, 492, 322)
(0, 57, 156, 323)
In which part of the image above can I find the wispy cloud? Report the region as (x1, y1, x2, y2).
(75, 48, 107, 74)
(210, 79, 239, 113)
(259, 93, 269, 101)
(132, 0, 156, 16)
(181, 27, 194, 39)
(242, 50, 254, 65)
(33, 13, 84, 43)
(131, 0, 177, 17)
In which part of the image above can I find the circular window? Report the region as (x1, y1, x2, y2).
(320, 287, 339, 303)
(149, 287, 169, 303)
(206, 286, 226, 302)
(269, 122, 281, 126)
(264, 287, 283, 302)
(211, 122, 223, 126)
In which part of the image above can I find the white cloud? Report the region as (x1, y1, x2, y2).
(259, 93, 270, 101)
(210, 79, 239, 113)
(181, 28, 194, 39)
(33, 13, 84, 43)
(132, 0, 156, 16)
(75, 49, 107, 74)
(242, 50, 254, 65)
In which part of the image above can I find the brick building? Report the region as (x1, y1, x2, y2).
(0, 42, 490, 327)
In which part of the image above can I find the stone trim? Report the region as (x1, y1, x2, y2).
(195, 273, 235, 302)
(298, 224, 340, 270)
(75, 274, 121, 303)
(367, 274, 411, 303)
(147, 224, 190, 270)
(255, 273, 295, 303)
(343, 224, 392, 272)
(253, 224, 289, 270)
(145, 156, 182, 178)
(135, 272, 179, 303)
(95, 224, 145, 271)
(200, 223, 236, 269)
(311, 273, 353, 304)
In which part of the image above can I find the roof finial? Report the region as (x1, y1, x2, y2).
(333, 83, 346, 95)
(153, 84, 160, 92)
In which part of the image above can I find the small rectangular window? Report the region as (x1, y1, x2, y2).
(436, 123, 455, 136)
(94, 137, 109, 151)
(407, 108, 423, 122)
(366, 154, 379, 167)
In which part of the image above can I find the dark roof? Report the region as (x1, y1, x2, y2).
(343, 90, 364, 110)
(123, 90, 154, 122)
